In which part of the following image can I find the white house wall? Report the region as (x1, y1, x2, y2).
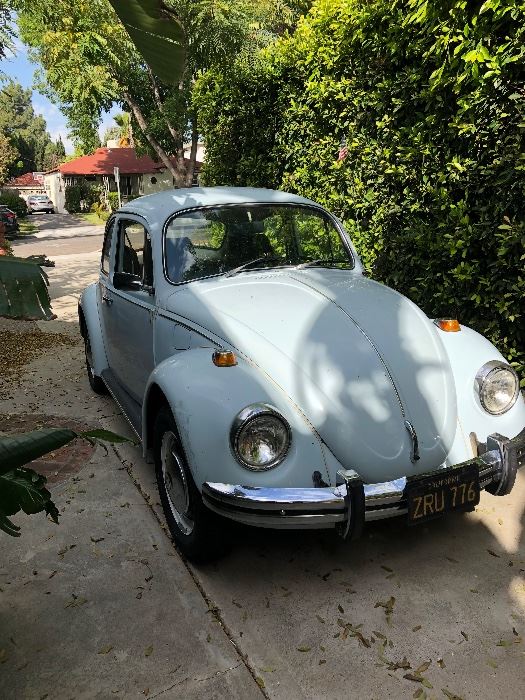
(141, 172, 174, 196)
(44, 173, 66, 213)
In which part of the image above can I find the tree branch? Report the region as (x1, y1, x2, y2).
(123, 91, 185, 185)
(146, 66, 181, 144)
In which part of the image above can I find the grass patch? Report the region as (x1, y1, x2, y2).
(18, 220, 39, 235)
(74, 212, 105, 226)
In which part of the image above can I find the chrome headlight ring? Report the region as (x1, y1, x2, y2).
(230, 403, 291, 471)
(475, 361, 520, 416)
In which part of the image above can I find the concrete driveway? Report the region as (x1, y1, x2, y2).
(1, 217, 524, 699)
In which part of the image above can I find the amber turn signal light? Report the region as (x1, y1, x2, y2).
(434, 318, 461, 332)
(212, 350, 238, 367)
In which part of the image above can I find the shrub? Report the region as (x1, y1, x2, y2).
(0, 192, 28, 218)
(195, 0, 525, 376)
(65, 182, 101, 213)
(107, 191, 120, 211)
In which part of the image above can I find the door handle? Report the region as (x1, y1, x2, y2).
(102, 293, 113, 306)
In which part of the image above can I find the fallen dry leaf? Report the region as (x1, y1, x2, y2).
(442, 689, 464, 700)
(487, 549, 500, 558)
(415, 661, 431, 674)
(144, 646, 153, 657)
(97, 645, 113, 655)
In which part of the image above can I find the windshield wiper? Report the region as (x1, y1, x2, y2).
(295, 258, 349, 269)
(225, 256, 282, 277)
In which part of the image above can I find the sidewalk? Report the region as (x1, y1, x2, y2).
(0, 319, 262, 699)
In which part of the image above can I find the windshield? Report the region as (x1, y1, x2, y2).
(164, 204, 352, 284)
(32, 196, 49, 201)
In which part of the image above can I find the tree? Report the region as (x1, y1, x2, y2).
(195, 0, 525, 377)
(0, 80, 56, 175)
(102, 112, 132, 147)
(14, 0, 308, 186)
(0, 133, 18, 184)
(42, 137, 66, 171)
(0, 5, 14, 64)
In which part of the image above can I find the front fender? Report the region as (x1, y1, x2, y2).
(436, 324, 525, 464)
(79, 282, 108, 378)
(142, 348, 340, 491)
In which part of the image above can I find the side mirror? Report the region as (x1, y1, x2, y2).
(113, 271, 142, 290)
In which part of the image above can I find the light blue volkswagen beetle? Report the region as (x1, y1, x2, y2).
(79, 187, 525, 560)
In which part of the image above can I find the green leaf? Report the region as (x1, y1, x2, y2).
(0, 429, 77, 473)
(80, 429, 134, 444)
(108, 0, 186, 85)
(0, 467, 59, 537)
(0, 257, 53, 321)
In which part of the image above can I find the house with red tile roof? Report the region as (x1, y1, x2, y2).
(44, 147, 202, 213)
(3, 172, 47, 199)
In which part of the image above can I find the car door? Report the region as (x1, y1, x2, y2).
(99, 214, 155, 403)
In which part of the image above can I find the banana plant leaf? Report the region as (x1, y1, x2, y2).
(109, 0, 186, 85)
(0, 427, 133, 536)
(0, 256, 54, 320)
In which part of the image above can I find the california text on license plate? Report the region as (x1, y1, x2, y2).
(407, 463, 480, 524)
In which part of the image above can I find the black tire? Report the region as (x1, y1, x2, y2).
(84, 329, 106, 394)
(154, 407, 228, 562)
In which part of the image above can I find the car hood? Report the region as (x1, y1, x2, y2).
(164, 270, 457, 483)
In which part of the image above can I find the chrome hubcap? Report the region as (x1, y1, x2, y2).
(161, 431, 193, 535)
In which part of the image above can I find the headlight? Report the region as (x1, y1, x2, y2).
(475, 361, 520, 415)
(231, 404, 291, 470)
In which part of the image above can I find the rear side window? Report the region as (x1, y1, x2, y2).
(101, 218, 115, 275)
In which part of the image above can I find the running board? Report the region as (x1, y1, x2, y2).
(101, 369, 142, 438)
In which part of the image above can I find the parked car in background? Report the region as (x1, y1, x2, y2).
(27, 195, 54, 214)
(79, 187, 525, 561)
(0, 205, 20, 238)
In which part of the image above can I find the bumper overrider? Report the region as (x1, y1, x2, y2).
(202, 428, 525, 536)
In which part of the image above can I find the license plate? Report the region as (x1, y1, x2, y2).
(407, 463, 480, 525)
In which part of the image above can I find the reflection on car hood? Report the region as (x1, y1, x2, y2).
(165, 269, 457, 482)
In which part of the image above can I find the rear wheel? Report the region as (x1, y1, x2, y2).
(154, 407, 227, 562)
(84, 329, 106, 394)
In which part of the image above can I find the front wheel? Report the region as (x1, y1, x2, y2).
(154, 407, 227, 562)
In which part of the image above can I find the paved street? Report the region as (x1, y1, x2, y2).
(1, 215, 524, 699)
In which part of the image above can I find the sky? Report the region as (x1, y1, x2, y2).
(0, 38, 118, 154)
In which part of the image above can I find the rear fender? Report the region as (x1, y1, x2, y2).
(142, 348, 334, 491)
(78, 282, 108, 377)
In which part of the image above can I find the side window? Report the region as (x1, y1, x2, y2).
(101, 218, 115, 275)
(115, 218, 153, 288)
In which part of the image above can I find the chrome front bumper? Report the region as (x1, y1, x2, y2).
(202, 428, 525, 532)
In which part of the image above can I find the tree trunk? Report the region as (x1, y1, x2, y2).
(123, 91, 185, 186)
(185, 116, 199, 187)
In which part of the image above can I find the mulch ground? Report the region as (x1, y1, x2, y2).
(0, 413, 95, 485)
(0, 327, 78, 380)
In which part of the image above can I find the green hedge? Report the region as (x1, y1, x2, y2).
(195, 0, 525, 377)
(0, 193, 28, 217)
(64, 183, 101, 213)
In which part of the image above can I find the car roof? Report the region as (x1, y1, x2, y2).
(118, 187, 323, 227)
